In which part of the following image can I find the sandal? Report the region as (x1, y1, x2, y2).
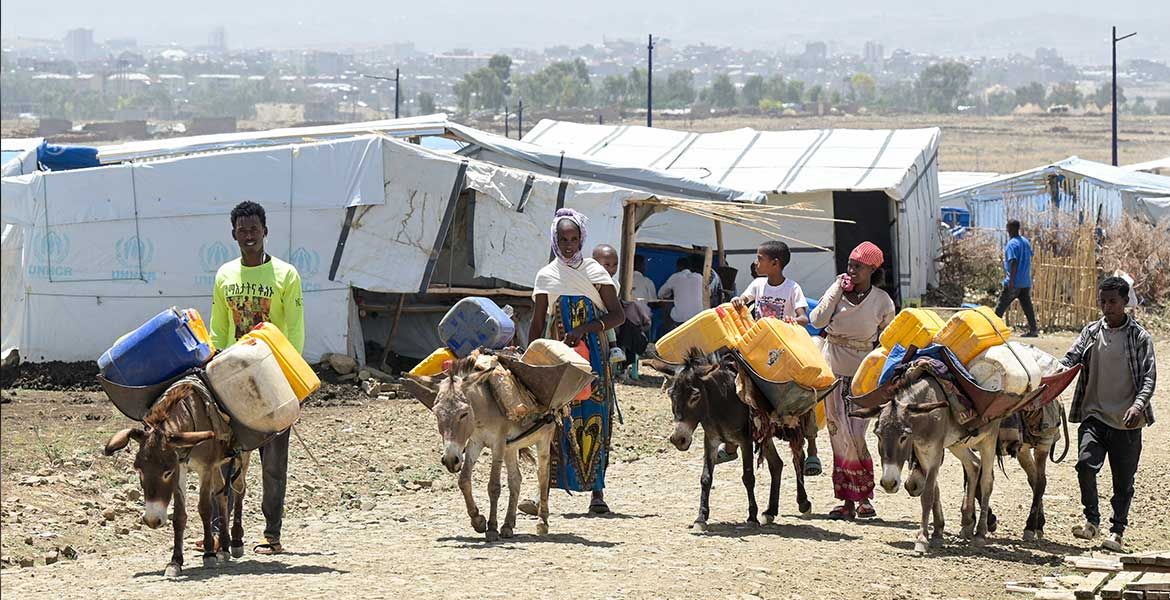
(715, 446, 738, 465)
(829, 505, 855, 520)
(803, 455, 822, 476)
(193, 539, 220, 552)
(253, 541, 283, 555)
(856, 503, 877, 520)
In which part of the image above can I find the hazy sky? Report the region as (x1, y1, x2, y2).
(2, 0, 1167, 63)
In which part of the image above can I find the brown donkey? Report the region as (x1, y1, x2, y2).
(104, 379, 250, 577)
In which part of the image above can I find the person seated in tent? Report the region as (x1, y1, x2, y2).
(658, 256, 704, 334)
(208, 200, 304, 556)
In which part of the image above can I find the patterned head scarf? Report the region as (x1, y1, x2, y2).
(849, 241, 884, 268)
(550, 208, 588, 268)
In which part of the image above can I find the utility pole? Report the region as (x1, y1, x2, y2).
(360, 71, 402, 119)
(518, 99, 524, 138)
(1112, 26, 1136, 166)
(647, 34, 654, 128)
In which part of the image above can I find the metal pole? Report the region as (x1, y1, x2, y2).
(1112, 26, 1137, 166)
(518, 99, 523, 138)
(395, 68, 400, 119)
(647, 34, 654, 128)
(505, 105, 510, 138)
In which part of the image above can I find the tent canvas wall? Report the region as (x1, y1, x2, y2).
(943, 156, 1170, 231)
(462, 120, 942, 302)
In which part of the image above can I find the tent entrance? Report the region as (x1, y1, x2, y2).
(832, 191, 899, 306)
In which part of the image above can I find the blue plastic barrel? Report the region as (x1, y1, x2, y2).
(805, 298, 824, 337)
(438, 297, 516, 358)
(98, 308, 213, 386)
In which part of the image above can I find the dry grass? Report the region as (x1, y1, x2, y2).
(929, 229, 1004, 307)
(1101, 216, 1170, 309)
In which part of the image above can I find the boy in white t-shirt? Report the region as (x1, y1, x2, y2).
(731, 241, 809, 325)
(722, 242, 820, 474)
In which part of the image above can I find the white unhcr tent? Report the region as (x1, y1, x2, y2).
(461, 120, 942, 302)
(2, 122, 738, 364)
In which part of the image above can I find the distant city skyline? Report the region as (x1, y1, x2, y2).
(2, 0, 1166, 65)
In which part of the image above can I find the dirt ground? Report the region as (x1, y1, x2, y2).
(1, 333, 1168, 599)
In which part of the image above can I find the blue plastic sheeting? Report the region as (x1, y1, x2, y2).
(941, 207, 970, 228)
(878, 344, 974, 386)
(37, 142, 100, 171)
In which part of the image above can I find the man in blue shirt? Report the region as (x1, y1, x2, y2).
(994, 219, 1039, 337)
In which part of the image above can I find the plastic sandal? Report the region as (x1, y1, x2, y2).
(253, 541, 283, 555)
(828, 505, 855, 520)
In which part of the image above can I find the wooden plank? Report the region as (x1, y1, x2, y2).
(1067, 556, 1123, 572)
(1101, 571, 1144, 599)
(1005, 583, 1042, 595)
(1128, 573, 1170, 591)
(701, 247, 713, 309)
(1075, 571, 1113, 599)
(1143, 591, 1170, 600)
(1036, 590, 1076, 600)
(1123, 553, 1170, 569)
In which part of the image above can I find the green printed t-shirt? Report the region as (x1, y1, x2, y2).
(211, 256, 305, 353)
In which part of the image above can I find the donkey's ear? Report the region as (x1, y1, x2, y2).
(167, 430, 217, 447)
(104, 428, 145, 456)
(907, 401, 949, 414)
(465, 368, 493, 389)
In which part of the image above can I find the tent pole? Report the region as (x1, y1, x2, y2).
(620, 203, 636, 302)
(701, 247, 714, 309)
(714, 220, 726, 266)
(380, 293, 407, 371)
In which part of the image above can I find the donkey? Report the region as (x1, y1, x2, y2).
(991, 344, 1069, 541)
(410, 356, 555, 541)
(852, 375, 1000, 554)
(103, 379, 250, 577)
(662, 350, 807, 532)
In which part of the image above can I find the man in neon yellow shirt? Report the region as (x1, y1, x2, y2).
(211, 200, 304, 556)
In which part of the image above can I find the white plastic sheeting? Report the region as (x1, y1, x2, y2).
(470, 119, 942, 301)
(1, 136, 385, 362)
(1, 137, 42, 177)
(945, 157, 1170, 229)
(517, 120, 940, 200)
(97, 114, 450, 163)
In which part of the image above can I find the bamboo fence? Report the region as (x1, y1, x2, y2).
(1004, 213, 1099, 331)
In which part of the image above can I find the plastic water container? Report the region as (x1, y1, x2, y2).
(183, 309, 215, 354)
(655, 303, 744, 363)
(851, 346, 891, 396)
(438, 298, 516, 358)
(98, 308, 214, 387)
(880, 308, 947, 352)
(409, 347, 458, 377)
(737, 318, 835, 389)
(239, 322, 320, 401)
(715, 303, 755, 343)
(206, 338, 299, 434)
(934, 306, 1012, 365)
(968, 342, 1042, 396)
(805, 298, 824, 337)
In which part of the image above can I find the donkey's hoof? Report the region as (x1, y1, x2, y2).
(485, 529, 499, 543)
(536, 522, 549, 536)
(763, 514, 775, 525)
(230, 544, 245, 559)
(202, 555, 218, 569)
(499, 525, 514, 539)
(216, 550, 231, 565)
(914, 540, 929, 555)
(798, 501, 812, 515)
(972, 536, 987, 548)
(960, 526, 974, 540)
(691, 520, 708, 532)
(471, 515, 487, 533)
(164, 564, 182, 579)
(1022, 529, 1037, 542)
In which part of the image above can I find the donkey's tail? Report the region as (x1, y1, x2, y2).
(1050, 403, 1070, 464)
(519, 447, 537, 466)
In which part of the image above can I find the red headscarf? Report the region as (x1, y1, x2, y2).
(849, 241, 884, 268)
